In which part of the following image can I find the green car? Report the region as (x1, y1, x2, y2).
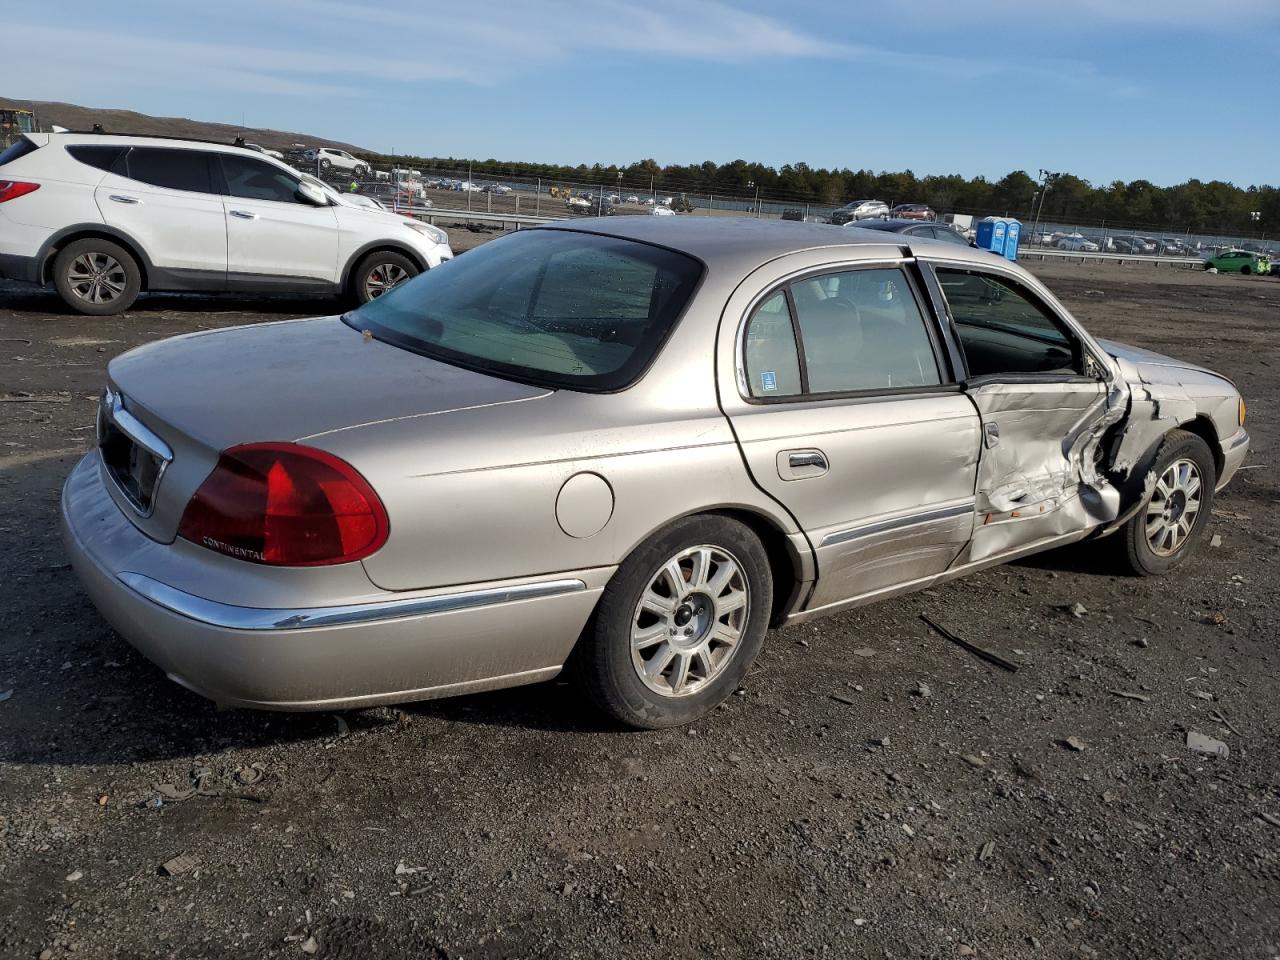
(1205, 249, 1271, 275)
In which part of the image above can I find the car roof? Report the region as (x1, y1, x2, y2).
(851, 218, 932, 231)
(539, 216, 995, 272)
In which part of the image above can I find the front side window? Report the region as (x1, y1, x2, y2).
(934, 269, 1080, 378)
(220, 154, 303, 204)
(125, 148, 214, 193)
(346, 230, 703, 391)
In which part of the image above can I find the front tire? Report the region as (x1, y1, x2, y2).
(52, 239, 141, 316)
(350, 251, 419, 305)
(1117, 429, 1216, 576)
(1241, 265, 1252, 275)
(573, 514, 773, 729)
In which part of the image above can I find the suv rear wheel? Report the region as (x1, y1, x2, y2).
(52, 239, 141, 316)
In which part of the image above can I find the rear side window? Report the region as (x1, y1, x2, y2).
(0, 137, 38, 168)
(219, 154, 302, 204)
(742, 267, 944, 399)
(66, 145, 126, 173)
(743, 292, 802, 398)
(790, 268, 942, 394)
(125, 147, 214, 193)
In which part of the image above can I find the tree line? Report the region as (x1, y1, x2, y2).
(357, 150, 1277, 235)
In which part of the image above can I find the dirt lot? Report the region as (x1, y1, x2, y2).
(1, 244, 1277, 960)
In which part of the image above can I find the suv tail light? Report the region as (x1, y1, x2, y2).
(178, 443, 389, 566)
(0, 181, 40, 203)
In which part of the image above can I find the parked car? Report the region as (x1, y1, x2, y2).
(242, 142, 284, 161)
(303, 147, 370, 178)
(1205, 249, 1271, 275)
(565, 196, 592, 211)
(1111, 235, 1157, 255)
(61, 219, 1249, 728)
(830, 199, 890, 225)
(1156, 238, 1192, 256)
(889, 203, 935, 221)
(848, 218, 973, 247)
(1056, 233, 1101, 252)
(625, 195, 640, 204)
(0, 132, 452, 314)
(650, 205, 676, 216)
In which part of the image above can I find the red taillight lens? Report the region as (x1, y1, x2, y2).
(0, 181, 40, 203)
(178, 442, 388, 566)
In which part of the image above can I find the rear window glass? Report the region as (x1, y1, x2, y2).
(346, 230, 703, 391)
(0, 137, 38, 168)
(66, 145, 126, 173)
(125, 147, 214, 193)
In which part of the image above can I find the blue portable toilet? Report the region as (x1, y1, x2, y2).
(1003, 221, 1021, 261)
(976, 217, 1008, 256)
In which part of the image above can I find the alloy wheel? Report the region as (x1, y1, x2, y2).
(363, 263, 410, 300)
(67, 253, 127, 305)
(630, 544, 750, 698)
(1145, 457, 1202, 556)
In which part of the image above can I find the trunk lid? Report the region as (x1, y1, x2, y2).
(102, 316, 550, 542)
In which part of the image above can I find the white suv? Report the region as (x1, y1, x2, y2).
(302, 147, 370, 178)
(0, 133, 451, 315)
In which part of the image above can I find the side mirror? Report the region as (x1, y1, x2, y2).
(296, 181, 329, 206)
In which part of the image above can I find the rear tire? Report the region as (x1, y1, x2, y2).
(350, 251, 419, 305)
(52, 238, 141, 316)
(1241, 265, 1251, 275)
(572, 514, 773, 729)
(1116, 429, 1216, 576)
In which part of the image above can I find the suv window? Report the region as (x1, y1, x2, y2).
(125, 147, 214, 193)
(220, 154, 302, 204)
(0, 137, 39, 168)
(66, 145, 127, 173)
(935, 269, 1080, 378)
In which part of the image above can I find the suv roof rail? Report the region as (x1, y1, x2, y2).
(59, 128, 265, 151)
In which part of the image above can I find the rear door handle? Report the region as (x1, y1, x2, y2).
(108, 194, 140, 204)
(229, 209, 258, 220)
(984, 422, 1001, 448)
(778, 448, 829, 481)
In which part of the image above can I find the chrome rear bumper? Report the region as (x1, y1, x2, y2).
(61, 452, 608, 711)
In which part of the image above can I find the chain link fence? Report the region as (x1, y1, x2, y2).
(286, 153, 1276, 261)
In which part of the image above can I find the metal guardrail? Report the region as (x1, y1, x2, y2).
(1017, 247, 1205, 268)
(399, 206, 562, 229)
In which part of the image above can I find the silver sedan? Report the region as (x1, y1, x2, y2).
(62, 218, 1250, 728)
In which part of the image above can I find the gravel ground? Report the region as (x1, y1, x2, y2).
(0, 246, 1277, 960)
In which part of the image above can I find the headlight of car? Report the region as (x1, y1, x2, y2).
(403, 220, 448, 245)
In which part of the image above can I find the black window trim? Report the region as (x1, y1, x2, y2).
(737, 258, 958, 407)
(919, 258, 1113, 387)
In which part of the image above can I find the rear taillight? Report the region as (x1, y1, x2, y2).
(0, 181, 39, 203)
(178, 442, 388, 566)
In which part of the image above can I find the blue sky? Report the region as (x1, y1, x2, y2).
(6, 0, 1278, 187)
